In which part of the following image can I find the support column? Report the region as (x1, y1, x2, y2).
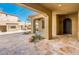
(38, 19, 42, 32)
(52, 12, 57, 37)
(6, 24, 9, 32)
(78, 11, 79, 39)
(44, 14, 52, 39)
(31, 19, 35, 33)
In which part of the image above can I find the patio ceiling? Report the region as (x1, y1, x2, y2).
(40, 3, 79, 14)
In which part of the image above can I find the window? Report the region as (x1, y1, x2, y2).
(10, 26, 16, 29)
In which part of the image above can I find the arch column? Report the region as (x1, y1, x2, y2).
(52, 12, 57, 37)
(38, 19, 43, 32)
(31, 19, 35, 33)
(42, 13, 52, 39)
(78, 11, 79, 39)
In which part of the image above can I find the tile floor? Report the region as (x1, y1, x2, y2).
(0, 33, 79, 55)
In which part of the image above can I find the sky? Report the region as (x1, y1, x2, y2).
(0, 3, 37, 23)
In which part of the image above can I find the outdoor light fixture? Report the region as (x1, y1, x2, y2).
(58, 4, 62, 7)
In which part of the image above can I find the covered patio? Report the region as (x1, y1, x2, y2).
(0, 3, 77, 55)
(16, 3, 79, 40)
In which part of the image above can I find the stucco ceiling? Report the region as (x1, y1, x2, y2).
(40, 3, 79, 14)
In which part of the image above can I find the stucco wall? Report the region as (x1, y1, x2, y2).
(68, 13, 78, 37)
(6, 23, 21, 32)
(52, 12, 78, 37)
(56, 15, 66, 35)
(0, 13, 7, 21)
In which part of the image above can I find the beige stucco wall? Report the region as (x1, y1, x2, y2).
(29, 15, 48, 39)
(68, 13, 78, 37)
(30, 11, 78, 39)
(56, 15, 66, 35)
(53, 12, 78, 37)
(6, 23, 21, 32)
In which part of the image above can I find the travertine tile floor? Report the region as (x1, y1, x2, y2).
(0, 33, 79, 55)
(49, 35, 79, 55)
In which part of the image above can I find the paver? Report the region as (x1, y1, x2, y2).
(0, 33, 79, 55)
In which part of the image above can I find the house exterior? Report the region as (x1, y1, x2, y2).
(29, 12, 78, 39)
(29, 14, 46, 37)
(15, 3, 79, 40)
(25, 23, 31, 30)
(0, 12, 23, 32)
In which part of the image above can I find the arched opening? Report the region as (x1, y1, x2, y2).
(63, 18, 72, 34)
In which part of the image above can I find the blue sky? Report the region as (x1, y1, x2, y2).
(0, 3, 37, 23)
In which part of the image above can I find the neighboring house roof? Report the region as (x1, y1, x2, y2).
(0, 12, 20, 21)
(0, 12, 17, 17)
(0, 22, 21, 26)
(0, 12, 5, 14)
(7, 14, 18, 17)
(0, 12, 22, 25)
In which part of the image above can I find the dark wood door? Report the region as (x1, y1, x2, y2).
(63, 18, 72, 34)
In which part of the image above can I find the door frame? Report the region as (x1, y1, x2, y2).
(63, 18, 72, 34)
